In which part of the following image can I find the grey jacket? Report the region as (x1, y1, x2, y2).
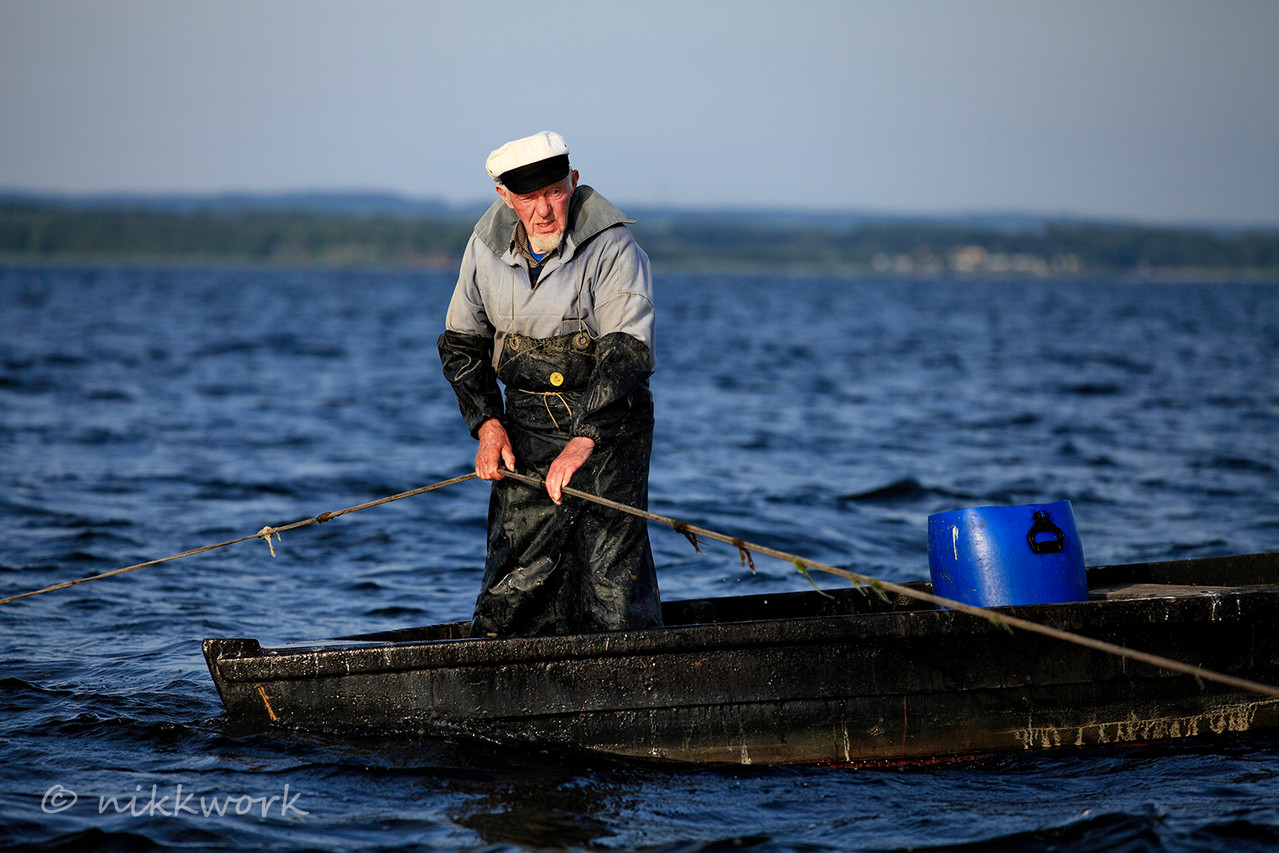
(444, 186, 655, 370)
(438, 187, 655, 443)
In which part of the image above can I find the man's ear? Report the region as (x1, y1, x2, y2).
(496, 185, 515, 210)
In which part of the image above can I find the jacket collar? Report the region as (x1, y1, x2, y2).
(473, 186, 634, 263)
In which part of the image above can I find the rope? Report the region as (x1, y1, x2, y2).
(8, 462, 1278, 703)
(496, 469, 1279, 700)
(0, 473, 477, 606)
(519, 389, 576, 430)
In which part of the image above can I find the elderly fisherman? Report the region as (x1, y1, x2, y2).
(438, 131, 663, 638)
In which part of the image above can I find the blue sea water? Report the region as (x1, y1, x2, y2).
(1, 263, 1278, 851)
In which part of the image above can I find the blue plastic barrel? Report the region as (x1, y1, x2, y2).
(927, 500, 1087, 607)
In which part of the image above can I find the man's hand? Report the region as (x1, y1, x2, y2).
(546, 436, 595, 505)
(475, 419, 515, 480)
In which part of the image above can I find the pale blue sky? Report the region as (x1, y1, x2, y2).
(2, 0, 1277, 226)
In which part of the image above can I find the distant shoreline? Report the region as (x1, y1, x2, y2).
(2, 198, 1276, 279)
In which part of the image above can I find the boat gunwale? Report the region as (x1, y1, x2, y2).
(207, 580, 1279, 685)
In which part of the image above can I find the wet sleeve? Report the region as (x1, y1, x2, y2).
(438, 331, 504, 438)
(572, 332, 652, 444)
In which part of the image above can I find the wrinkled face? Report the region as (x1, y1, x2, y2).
(499, 169, 579, 253)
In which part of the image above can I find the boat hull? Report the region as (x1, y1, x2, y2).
(204, 553, 1279, 765)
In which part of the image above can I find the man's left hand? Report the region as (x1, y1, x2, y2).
(546, 436, 595, 505)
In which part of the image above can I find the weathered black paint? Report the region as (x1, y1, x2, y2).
(204, 552, 1279, 765)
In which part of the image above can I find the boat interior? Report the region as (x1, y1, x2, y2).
(334, 551, 1279, 645)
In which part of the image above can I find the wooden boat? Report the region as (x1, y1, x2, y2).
(203, 551, 1279, 765)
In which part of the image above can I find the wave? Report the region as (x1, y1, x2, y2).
(903, 808, 1165, 852)
(1197, 455, 1276, 475)
(0, 826, 166, 853)
(837, 477, 967, 504)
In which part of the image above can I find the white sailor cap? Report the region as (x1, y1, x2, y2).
(485, 131, 571, 194)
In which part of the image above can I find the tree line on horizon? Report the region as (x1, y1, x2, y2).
(1, 201, 1276, 277)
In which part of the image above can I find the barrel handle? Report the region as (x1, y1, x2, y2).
(1027, 510, 1066, 554)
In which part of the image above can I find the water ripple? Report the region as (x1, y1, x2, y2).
(2, 266, 1278, 851)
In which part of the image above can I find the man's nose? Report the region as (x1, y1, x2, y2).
(536, 197, 553, 217)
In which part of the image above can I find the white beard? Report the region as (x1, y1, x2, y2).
(529, 229, 564, 254)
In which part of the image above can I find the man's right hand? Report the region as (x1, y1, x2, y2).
(475, 418, 516, 480)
